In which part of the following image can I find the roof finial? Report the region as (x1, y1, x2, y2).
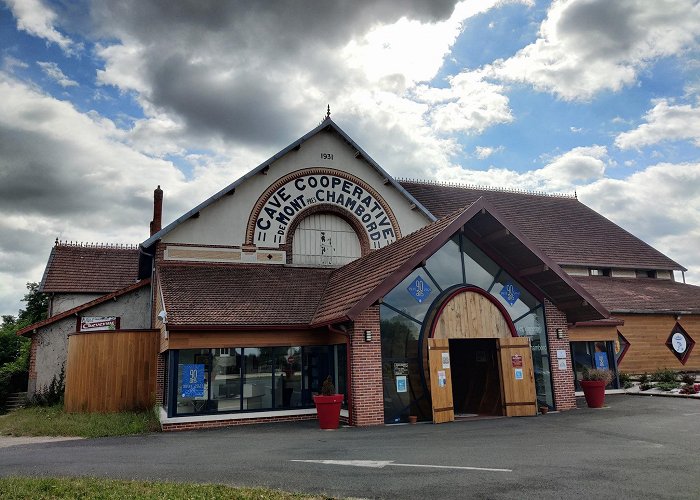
(326, 104, 331, 120)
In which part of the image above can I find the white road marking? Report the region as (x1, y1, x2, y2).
(290, 459, 511, 472)
(682, 412, 700, 416)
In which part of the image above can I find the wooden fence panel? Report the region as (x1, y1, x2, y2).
(65, 330, 159, 413)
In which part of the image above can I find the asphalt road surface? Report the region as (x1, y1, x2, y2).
(1, 395, 698, 499)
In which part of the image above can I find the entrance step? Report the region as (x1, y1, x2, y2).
(5, 392, 28, 410)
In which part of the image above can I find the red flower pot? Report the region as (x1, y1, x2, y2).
(313, 394, 344, 429)
(580, 380, 606, 408)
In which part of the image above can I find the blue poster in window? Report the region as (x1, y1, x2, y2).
(594, 352, 609, 369)
(181, 364, 205, 398)
(500, 281, 521, 306)
(407, 275, 432, 303)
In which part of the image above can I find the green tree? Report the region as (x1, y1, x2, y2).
(0, 282, 45, 411)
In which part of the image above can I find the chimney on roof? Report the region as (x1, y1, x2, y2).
(150, 185, 163, 236)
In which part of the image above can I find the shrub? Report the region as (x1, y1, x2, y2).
(618, 372, 633, 389)
(31, 366, 65, 407)
(651, 368, 677, 384)
(640, 382, 653, 391)
(639, 372, 649, 384)
(582, 368, 613, 384)
(680, 384, 698, 395)
(680, 373, 696, 385)
(656, 381, 680, 391)
(320, 376, 335, 396)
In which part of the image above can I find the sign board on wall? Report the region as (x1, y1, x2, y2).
(247, 168, 401, 249)
(396, 375, 407, 393)
(79, 316, 119, 332)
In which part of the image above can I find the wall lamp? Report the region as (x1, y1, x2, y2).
(556, 328, 564, 339)
(364, 330, 373, 342)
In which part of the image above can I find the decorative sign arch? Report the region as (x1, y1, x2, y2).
(246, 168, 402, 249)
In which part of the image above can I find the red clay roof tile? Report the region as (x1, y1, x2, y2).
(400, 181, 684, 271)
(573, 276, 700, 314)
(41, 243, 140, 293)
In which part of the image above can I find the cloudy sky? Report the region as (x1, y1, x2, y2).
(1, 0, 700, 316)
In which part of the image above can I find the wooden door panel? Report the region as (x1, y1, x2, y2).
(497, 337, 537, 417)
(428, 338, 454, 423)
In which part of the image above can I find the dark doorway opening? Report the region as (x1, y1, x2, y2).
(449, 339, 502, 416)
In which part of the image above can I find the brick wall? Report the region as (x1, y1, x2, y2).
(155, 352, 165, 407)
(544, 299, 576, 410)
(348, 306, 384, 426)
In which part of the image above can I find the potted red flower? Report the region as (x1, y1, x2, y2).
(313, 376, 344, 429)
(580, 368, 613, 408)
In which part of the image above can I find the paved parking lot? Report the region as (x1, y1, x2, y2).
(1, 395, 698, 499)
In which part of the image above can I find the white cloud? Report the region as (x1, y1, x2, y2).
(2, 55, 29, 72)
(488, 0, 700, 100)
(580, 162, 700, 284)
(474, 145, 503, 159)
(4, 0, 76, 54)
(37, 61, 78, 87)
(431, 144, 608, 192)
(615, 99, 700, 149)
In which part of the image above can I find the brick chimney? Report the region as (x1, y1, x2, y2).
(150, 185, 163, 236)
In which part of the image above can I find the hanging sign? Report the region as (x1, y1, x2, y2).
(407, 275, 432, 303)
(396, 376, 407, 393)
(181, 364, 205, 398)
(79, 316, 118, 332)
(511, 355, 523, 368)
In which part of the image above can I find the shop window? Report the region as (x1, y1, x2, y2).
(589, 268, 611, 277)
(383, 269, 439, 324)
(635, 269, 657, 278)
(570, 341, 619, 391)
(424, 235, 463, 290)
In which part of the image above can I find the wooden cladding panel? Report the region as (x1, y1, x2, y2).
(65, 330, 159, 413)
(166, 329, 344, 351)
(433, 292, 511, 340)
(568, 324, 618, 342)
(616, 314, 700, 373)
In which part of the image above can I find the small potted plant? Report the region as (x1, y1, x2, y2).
(580, 368, 613, 408)
(313, 376, 344, 429)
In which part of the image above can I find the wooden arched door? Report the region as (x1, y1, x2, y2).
(426, 288, 537, 422)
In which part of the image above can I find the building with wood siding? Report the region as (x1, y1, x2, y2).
(18, 116, 699, 429)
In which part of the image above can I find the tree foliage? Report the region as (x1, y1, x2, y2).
(1, 282, 46, 411)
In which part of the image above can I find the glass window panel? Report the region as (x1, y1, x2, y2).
(462, 238, 501, 290)
(382, 268, 439, 323)
(211, 348, 242, 412)
(274, 347, 302, 409)
(334, 344, 347, 402)
(243, 348, 273, 410)
(424, 235, 463, 290)
(303, 346, 332, 403)
(176, 349, 210, 415)
(380, 305, 421, 359)
(490, 270, 539, 320)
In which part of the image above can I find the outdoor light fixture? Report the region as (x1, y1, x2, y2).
(364, 330, 372, 342)
(556, 328, 564, 339)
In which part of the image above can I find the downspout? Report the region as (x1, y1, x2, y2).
(328, 323, 353, 426)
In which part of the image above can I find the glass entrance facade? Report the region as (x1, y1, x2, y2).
(166, 344, 346, 417)
(380, 232, 554, 424)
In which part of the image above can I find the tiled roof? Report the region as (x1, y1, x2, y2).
(159, 264, 333, 327)
(400, 181, 685, 271)
(312, 204, 467, 326)
(574, 276, 700, 314)
(17, 279, 150, 336)
(41, 243, 140, 293)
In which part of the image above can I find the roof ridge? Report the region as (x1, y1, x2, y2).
(55, 239, 139, 250)
(396, 178, 577, 199)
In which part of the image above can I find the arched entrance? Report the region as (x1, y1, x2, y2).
(424, 287, 537, 423)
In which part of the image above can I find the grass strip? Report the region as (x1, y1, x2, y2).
(0, 405, 160, 438)
(0, 477, 332, 499)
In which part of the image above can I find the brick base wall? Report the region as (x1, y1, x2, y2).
(348, 306, 384, 426)
(27, 339, 38, 396)
(545, 299, 576, 410)
(161, 413, 328, 432)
